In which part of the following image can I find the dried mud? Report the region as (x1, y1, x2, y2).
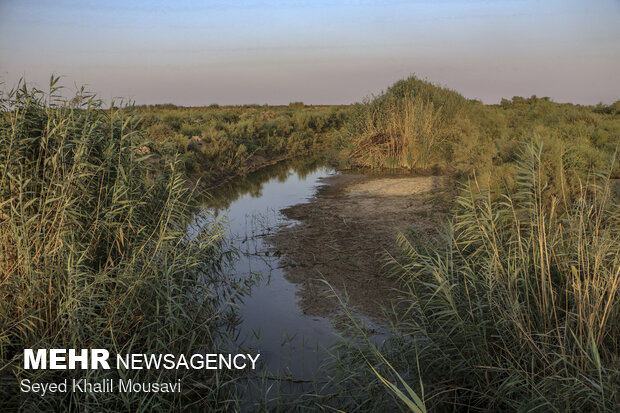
(268, 173, 454, 325)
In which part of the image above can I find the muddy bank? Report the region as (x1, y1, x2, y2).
(268, 173, 454, 324)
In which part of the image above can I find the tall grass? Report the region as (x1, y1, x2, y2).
(342, 76, 468, 169)
(388, 141, 619, 411)
(138, 103, 349, 185)
(341, 76, 619, 179)
(0, 78, 247, 411)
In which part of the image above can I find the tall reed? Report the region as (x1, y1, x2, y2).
(389, 141, 619, 411)
(0, 78, 246, 411)
(340, 76, 619, 179)
(344, 76, 467, 169)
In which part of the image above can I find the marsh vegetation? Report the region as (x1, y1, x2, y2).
(325, 77, 620, 412)
(0, 79, 249, 411)
(137, 102, 349, 187)
(1, 75, 618, 411)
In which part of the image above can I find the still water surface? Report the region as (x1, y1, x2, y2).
(204, 159, 340, 387)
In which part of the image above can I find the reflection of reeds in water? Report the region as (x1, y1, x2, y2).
(206, 157, 327, 211)
(0, 79, 249, 411)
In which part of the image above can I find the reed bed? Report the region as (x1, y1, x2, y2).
(344, 76, 466, 170)
(138, 102, 349, 185)
(382, 141, 620, 411)
(0, 78, 248, 411)
(2, 74, 617, 411)
(341, 76, 619, 180)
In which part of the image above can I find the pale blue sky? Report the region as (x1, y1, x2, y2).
(1, 0, 619, 105)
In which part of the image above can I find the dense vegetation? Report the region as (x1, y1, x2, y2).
(137, 103, 349, 187)
(387, 146, 619, 411)
(0, 80, 249, 411)
(340, 76, 619, 182)
(1, 74, 618, 411)
(333, 77, 620, 412)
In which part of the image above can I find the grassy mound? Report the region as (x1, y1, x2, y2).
(340, 76, 620, 183)
(342, 75, 468, 169)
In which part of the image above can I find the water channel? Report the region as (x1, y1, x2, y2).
(202, 159, 343, 396)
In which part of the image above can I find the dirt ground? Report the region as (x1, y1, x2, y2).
(267, 173, 454, 325)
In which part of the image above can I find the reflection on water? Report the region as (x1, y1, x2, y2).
(203, 157, 339, 396)
(206, 157, 331, 212)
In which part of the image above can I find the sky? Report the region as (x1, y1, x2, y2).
(1, 0, 619, 105)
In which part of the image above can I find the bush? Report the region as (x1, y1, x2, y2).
(340, 76, 619, 178)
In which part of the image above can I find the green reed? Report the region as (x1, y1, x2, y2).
(0, 78, 249, 411)
(384, 141, 619, 411)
